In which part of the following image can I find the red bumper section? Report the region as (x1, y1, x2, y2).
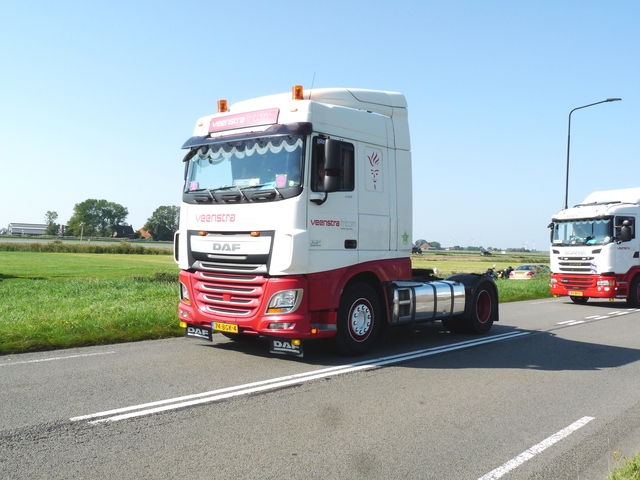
(550, 273, 623, 299)
(178, 270, 337, 340)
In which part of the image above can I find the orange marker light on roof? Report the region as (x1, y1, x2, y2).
(218, 100, 228, 112)
(292, 85, 304, 100)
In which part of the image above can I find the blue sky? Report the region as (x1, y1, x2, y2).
(1, 1, 638, 250)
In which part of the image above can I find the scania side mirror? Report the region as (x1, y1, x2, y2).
(620, 220, 633, 242)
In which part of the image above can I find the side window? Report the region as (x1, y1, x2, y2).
(615, 216, 635, 241)
(311, 136, 354, 192)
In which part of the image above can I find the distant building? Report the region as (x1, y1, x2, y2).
(111, 224, 136, 239)
(7, 223, 47, 236)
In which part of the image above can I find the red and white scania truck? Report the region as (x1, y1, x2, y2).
(174, 85, 498, 356)
(549, 187, 640, 305)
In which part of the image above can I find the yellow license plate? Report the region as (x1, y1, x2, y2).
(213, 322, 239, 333)
(568, 291, 583, 297)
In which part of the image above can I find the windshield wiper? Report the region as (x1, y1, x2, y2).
(188, 188, 219, 203)
(240, 184, 284, 199)
(211, 185, 249, 202)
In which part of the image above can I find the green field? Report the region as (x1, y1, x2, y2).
(0, 251, 180, 355)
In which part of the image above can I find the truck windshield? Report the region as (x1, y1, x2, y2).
(184, 135, 304, 196)
(552, 218, 613, 246)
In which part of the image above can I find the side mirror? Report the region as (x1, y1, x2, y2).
(620, 220, 633, 242)
(323, 139, 342, 193)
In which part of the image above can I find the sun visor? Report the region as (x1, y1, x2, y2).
(181, 122, 313, 150)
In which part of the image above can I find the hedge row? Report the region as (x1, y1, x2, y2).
(0, 241, 172, 255)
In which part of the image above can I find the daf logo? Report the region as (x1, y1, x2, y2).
(186, 327, 210, 339)
(270, 339, 303, 357)
(212, 243, 241, 251)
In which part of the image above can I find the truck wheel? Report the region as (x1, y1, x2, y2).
(627, 276, 640, 308)
(467, 280, 497, 334)
(570, 295, 589, 304)
(336, 282, 381, 356)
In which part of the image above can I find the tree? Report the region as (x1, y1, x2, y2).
(144, 206, 180, 241)
(44, 211, 59, 235)
(66, 199, 129, 237)
(428, 241, 442, 250)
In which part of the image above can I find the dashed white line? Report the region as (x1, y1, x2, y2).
(557, 308, 640, 327)
(478, 416, 595, 480)
(72, 331, 531, 423)
(0, 351, 116, 367)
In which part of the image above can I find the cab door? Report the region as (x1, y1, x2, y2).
(307, 136, 358, 273)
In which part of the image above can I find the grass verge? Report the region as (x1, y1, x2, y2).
(0, 251, 180, 355)
(607, 452, 640, 479)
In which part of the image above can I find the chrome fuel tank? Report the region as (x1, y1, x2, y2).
(390, 280, 466, 325)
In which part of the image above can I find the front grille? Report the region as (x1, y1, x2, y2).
(558, 275, 595, 290)
(557, 256, 595, 273)
(192, 271, 266, 317)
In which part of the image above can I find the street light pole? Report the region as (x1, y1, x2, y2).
(80, 222, 84, 243)
(564, 98, 621, 210)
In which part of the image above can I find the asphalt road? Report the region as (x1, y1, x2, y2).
(1, 297, 640, 479)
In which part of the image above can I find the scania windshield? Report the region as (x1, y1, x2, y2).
(551, 218, 613, 246)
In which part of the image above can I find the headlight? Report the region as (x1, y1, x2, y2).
(180, 282, 191, 305)
(266, 289, 302, 314)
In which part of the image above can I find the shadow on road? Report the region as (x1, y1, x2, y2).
(201, 317, 640, 373)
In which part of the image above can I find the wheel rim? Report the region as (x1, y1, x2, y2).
(476, 290, 491, 324)
(349, 298, 373, 342)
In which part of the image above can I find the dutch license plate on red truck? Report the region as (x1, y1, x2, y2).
(213, 322, 239, 333)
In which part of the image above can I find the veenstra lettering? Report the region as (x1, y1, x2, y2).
(195, 213, 236, 223)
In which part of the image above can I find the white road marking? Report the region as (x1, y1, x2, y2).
(478, 416, 595, 480)
(557, 307, 640, 327)
(0, 351, 116, 367)
(71, 331, 531, 423)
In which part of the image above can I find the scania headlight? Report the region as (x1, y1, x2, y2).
(266, 289, 302, 314)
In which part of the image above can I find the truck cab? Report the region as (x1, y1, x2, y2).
(549, 187, 640, 305)
(175, 86, 498, 356)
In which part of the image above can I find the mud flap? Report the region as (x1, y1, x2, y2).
(269, 338, 304, 357)
(184, 325, 213, 341)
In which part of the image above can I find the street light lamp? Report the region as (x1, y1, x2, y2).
(564, 98, 621, 210)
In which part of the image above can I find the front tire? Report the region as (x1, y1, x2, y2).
(627, 276, 640, 307)
(336, 282, 381, 356)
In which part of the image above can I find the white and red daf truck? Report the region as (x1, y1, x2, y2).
(549, 187, 640, 306)
(174, 85, 498, 356)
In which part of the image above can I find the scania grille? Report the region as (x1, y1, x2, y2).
(558, 275, 594, 290)
(557, 256, 595, 273)
(193, 271, 266, 317)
